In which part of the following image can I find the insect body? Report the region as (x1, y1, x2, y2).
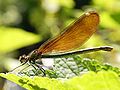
(12, 11, 113, 74)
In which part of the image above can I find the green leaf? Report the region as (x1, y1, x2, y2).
(1, 71, 120, 90)
(0, 73, 68, 90)
(53, 56, 120, 78)
(12, 56, 120, 78)
(0, 26, 41, 53)
(66, 71, 120, 90)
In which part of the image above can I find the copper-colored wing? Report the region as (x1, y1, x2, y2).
(38, 11, 99, 54)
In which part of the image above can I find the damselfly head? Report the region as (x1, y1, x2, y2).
(19, 49, 41, 63)
(19, 54, 29, 63)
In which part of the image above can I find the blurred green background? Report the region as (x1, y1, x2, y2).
(0, 0, 120, 89)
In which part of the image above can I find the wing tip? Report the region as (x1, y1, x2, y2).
(84, 10, 99, 17)
(85, 10, 98, 14)
(84, 10, 100, 24)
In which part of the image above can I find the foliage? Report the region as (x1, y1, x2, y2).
(1, 56, 120, 90)
(0, 71, 120, 90)
(54, 56, 120, 78)
(0, 26, 41, 53)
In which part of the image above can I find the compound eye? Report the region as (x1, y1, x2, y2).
(19, 54, 27, 63)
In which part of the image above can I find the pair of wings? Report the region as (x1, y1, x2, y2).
(38, 11, 100, 54)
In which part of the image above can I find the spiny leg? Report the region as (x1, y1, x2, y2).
(29, 62, 40, 75)
(10, 61, 28, 72)
(18, 64, 31, 75)
(29, 60, 46, 76)
(34, 63, 46, 76)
